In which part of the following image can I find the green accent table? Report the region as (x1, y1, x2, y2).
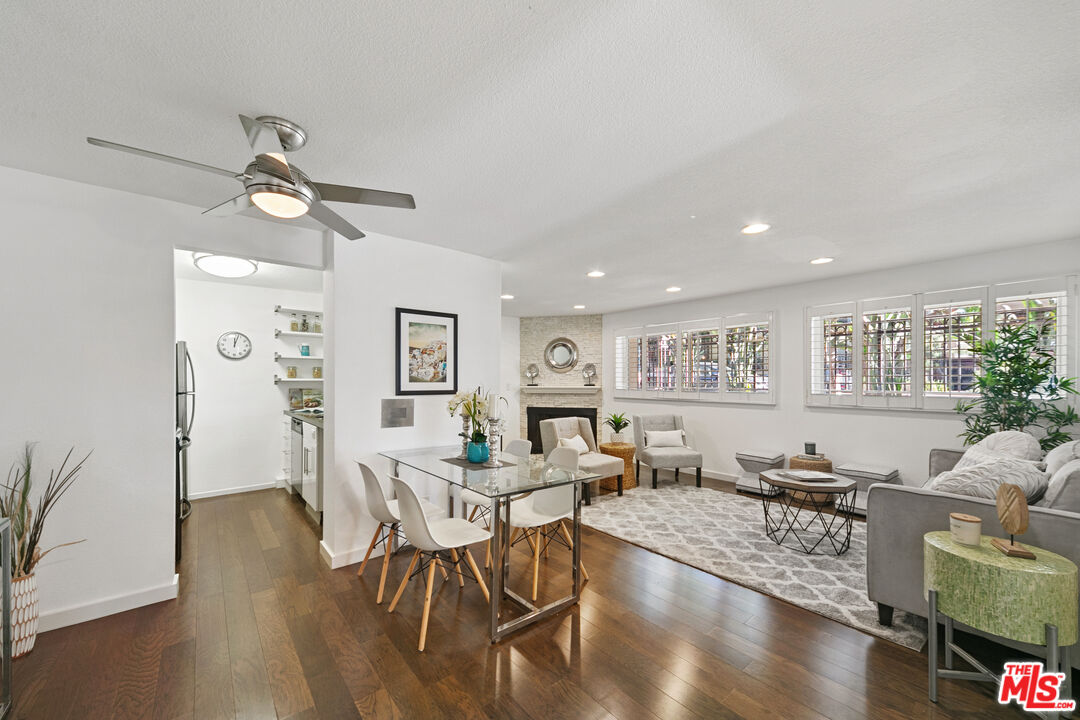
(923, 531, 1078, 715)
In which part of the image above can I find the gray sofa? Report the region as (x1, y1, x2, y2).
(867, 448, 1080, 668)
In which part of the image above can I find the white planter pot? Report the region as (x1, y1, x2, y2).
(611, 432, 625, 443)
(12, 573, 38, 659)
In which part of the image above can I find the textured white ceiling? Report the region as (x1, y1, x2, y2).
(3, 2, 1080, 316)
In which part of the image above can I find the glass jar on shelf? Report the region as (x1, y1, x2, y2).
(312, 317, 322, 334)
(300, 315, 310, 332)
(286, 366, 298, 378)
(289, 313, 299, 332)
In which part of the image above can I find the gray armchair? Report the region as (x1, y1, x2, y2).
(632, 414, 703, 489)
(539, 417, 624, 503)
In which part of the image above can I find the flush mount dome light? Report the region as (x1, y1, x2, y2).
(586, 270, 605, 278)
(810, 256, 835, 265)
(192, 252, 258, 278)
(666, 286, 682, 293)
(500, 294, 515, 300)
(573, 305, 586, 310)
(741, 222, 771, 235)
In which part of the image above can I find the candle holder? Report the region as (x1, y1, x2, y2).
(458, 415, 471, 460)
(484, 417, 505, 467)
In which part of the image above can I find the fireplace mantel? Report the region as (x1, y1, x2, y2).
(520, 386, 601, 394)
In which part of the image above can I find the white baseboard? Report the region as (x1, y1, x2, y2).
(189, 481, 278, 500)
(39, 573, 179, 632)
(320, 540, 380, 570)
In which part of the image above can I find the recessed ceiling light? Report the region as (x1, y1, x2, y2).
(666, 286, 682, 293)
(192, 253, 258, 278)
(586, 270, 605, 278)
(500, 294, 514, 300)
(741, 223, 771, 235)
(689, 215, 696, 219)
(573, 305, 586, 310)
(810, 257, 834, 265)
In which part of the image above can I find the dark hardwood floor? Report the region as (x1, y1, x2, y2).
(12, 482, 1035, 719)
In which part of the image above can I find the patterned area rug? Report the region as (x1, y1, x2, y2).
(582, 483, 926, 650)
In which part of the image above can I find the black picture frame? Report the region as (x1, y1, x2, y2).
(395, 307, 459, 396)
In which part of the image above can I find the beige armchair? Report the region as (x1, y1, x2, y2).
(539, 417, 625, 503)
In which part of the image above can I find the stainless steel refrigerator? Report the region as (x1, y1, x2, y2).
(175, 341, 195, 564)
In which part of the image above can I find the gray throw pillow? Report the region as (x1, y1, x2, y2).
(1039, 458, 1080, 514)
(927, 457, 1048, 503)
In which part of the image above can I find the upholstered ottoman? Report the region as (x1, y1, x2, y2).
(734, 449, 785, 496)
(835, 462, 900, 516)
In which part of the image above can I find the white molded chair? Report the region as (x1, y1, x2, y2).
(509, 446, 589, 601)
(355, 461, 446, 603)
(388, 477, 491, 651)
(461, 438, 532, 522)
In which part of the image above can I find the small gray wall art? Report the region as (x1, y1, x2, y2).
(381, 398, 415, 428)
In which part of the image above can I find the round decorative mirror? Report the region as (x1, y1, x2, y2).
(544, 337, 579, 373)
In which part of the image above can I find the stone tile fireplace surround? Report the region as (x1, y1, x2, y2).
(518, 315, 603, 446)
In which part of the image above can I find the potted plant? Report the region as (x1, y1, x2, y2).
(449, 388, 491, 463)
(2, 443, 91, 658)
(603, 412, 631, 443)
(956, 323, 1078, 451)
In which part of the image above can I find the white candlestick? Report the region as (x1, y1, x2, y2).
(487, 393, 500, 419)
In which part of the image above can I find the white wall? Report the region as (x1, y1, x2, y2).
(500, 315, 521, 442)
(603, 238, 1080, 486)
(0, 165, 321, 630)
(175, 277, 322, 499)
(321, 232, 502, 568)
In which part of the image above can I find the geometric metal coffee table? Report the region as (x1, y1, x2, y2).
(758, 469, 857, 555)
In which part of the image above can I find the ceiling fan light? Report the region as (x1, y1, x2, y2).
(192, 253, 258, 278)
(250, 189, 311, 219)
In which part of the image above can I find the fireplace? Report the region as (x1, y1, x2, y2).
(526, 406, 599, 454)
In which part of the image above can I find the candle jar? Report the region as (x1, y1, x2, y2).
(312, 366, 322, 379)
(286, 366, 298, 379)
(949, 512, 982, 546)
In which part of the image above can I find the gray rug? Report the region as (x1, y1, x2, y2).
(581, 483, 926, 650)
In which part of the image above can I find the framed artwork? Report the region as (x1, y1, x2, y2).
(395, 307, 458, 395)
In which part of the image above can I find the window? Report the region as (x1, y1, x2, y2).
(645, 331, 677, 392)
(996, 292, 1067, 376)
(614, 335, 628, 391)
(627, 336, 643, 390)
(862, 308, 912, 397)
(682, 327, 720, 392)
(725, 322, 769, 393)
(808, 304, 855, 404)
(612, 331, 643, 393)
(924, 300, 982, 397)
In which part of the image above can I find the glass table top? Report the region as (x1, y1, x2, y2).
(379, 445, 599, 499)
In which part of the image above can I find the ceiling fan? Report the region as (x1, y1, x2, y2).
(87, 114, 415, 240)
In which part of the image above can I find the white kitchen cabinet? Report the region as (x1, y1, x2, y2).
(300, 421, 322, 514)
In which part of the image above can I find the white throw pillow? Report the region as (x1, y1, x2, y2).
(1044, 441, 1080, 477)
(557, 435, 589, 454)
(645, 429, 684, 448)
(1039, 458, 1080, 513)
(955, 431, 1043, 471)
(927, 457, 1049, 503)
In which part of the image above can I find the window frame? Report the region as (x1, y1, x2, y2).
(920, 286, 989, 411)
(612, 327, 645, 399)
(677, 318, 722, 401)
(805, 302, 857, 407)
(722, 311, 775, 404)
(857, 295, 917, 409)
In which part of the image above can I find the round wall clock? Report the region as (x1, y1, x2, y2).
(217, 331, 252, 360)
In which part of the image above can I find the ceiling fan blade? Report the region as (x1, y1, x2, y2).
(202, 193, 252, 217)
(310, 182, 416, 209)
(307, 202, 366, 240)
(87, 137, 241, 180)
(238, 114, 294, 183)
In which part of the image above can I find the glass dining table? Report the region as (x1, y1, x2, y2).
(379, 446, 599, 642)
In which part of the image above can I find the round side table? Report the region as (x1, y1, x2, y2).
(924, 531, 1078, 705)
(788, 456, 834, 506)
(598, 442, 636, 495)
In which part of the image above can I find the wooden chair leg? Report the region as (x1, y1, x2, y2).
(617, 474, 623, 496)
(509, 527, 521, 546)
(543, 525, 550, 559)
(358, 523, 383, 576)
(580, 560, 590, 582)
(557, 521, 589, 581)
(484, 537, 491, 569)
(652, 468, 658, 489)
(376, 526, 395, 603)
(388, 549, 420, 613)
(583, 481, 591, 506)
(467, 505, 479, 523)
(436, 556, 449, 581)
(522, 528, 536, 554)
(532, 524, 542, 602)
(636, 459, 640, 478)
(675, 468, 680, 483)
(696, 467, 702, 488)
(418, 555, 438, 652)
(449, 548, 465, 587)
(464, 548, 490, 603)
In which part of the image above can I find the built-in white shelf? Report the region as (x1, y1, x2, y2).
(274, 305, 323, 317)
(275, 330, 324, 339)
(520, 386, 601, 394)
(274, 376, 324, 385)
(275, 353, 324, 361)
